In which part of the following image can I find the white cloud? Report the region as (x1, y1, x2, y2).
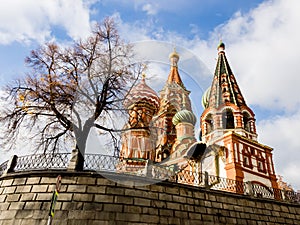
(189, 24, 200, 35)
(205, 0, 300, 190)
(142, 3, 158, 15)
(257, 111, 300, 190)
(0, 0, 93, 44)
(112, 13, 152, 42)
(114, 13, 214, 78)
(0, 90, 32, 161)
(212, 0, 300, 112)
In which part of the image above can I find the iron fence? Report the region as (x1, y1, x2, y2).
(208, 174, 245, 193)
(250, 183, 278, 199)
(84, 154, 118, 171)
(283, 189, 300, 203)
(0, 152, 299, 204)
(0, 161, 8, 176)
(175, 169, 199, 184)
(14, 153, 71, 171)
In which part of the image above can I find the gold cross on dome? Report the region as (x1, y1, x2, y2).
(142, 72, 146, 79)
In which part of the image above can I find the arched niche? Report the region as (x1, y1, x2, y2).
(204, 113, 214, 134)
(222, 108, 234, 129)
(242, 111, 251, 132)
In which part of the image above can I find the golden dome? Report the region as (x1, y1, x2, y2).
(169, 48, 180, 60)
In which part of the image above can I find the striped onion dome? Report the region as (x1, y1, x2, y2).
(172, 109, 196, 126)
(123, 77, 160, 112)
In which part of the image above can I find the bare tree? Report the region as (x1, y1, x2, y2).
(0, 18, 141, 169)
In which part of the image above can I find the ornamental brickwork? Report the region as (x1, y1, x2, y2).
(119, 42, 278, 194)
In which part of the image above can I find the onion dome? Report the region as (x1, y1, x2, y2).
(123, 76, 160, 112)
(172, 109, 196, 126)
(169, 48, 180, 63)
(201, 87, 211, 109)
(169, 48, 180, 68)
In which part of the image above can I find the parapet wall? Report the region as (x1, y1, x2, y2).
(0, 170, 299, 225)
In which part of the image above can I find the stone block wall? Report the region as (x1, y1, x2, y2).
(0, 170, 299, 225)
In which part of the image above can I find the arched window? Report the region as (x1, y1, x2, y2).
(222, 109, 234, 129)
(205, 114, 214, 134)
(243, 112, 251, 132)
(162, 149, 170, 160)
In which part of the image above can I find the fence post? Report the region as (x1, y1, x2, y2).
(274, 188, 284, 201)
(281, 189, 286, 201)
(67, 149, 79, 171)
(2, 155, 18, 176)
(245, 181, 254, 196)
(143, 159, 153, 177)
(204, 171, 209, 189)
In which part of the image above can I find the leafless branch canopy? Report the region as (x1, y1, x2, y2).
(0, 17, 142, 156)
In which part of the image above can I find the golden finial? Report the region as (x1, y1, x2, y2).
(142, 63, 148, 70)
(169, 47, 180, 67)
(141, 64, 148, 79)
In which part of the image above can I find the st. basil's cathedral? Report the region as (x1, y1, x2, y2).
(117, 42, 278, 191)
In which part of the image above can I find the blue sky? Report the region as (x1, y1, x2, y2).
(0, 0, 300, 190)
(95, 0, 263, 38)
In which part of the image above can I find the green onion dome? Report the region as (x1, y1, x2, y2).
(201, 87, 211, 109)
(217, 40, 225, 51)
(172, 109, 196, 126)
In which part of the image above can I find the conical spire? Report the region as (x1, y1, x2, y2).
(207, 41, 246, 108)
(167, 48, 185, 88)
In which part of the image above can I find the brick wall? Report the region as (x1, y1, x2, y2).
(0, 171, 299, 225)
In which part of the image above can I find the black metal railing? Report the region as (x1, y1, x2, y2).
(84, 154, 118, 171)
(250, 183, 276, 199)
(175, 169, 200, 184)
(283, 189, 300, 203)
(14, 153, 71, 171)
(208, 174, 245, 193)
(0, 160, 8, 176)
(0, 153, 299, 204)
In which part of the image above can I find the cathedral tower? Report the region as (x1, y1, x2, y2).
(200, 42, 278, 191)
(153, 49, 193, 162)
(118, 75, 160, 173)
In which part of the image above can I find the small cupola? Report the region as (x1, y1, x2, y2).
(169, 48, 180, 67)
(217, 40, 225, 53)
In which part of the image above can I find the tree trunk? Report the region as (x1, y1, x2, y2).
(74, 118, 94, 171)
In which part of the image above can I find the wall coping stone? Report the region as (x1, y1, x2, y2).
(1, 170, 299, 208)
